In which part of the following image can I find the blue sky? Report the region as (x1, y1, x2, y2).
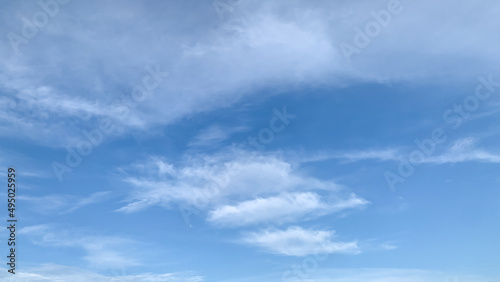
(1, 0, 500, 281)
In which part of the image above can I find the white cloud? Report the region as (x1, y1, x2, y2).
(208, 192, 368, 227)
(188, 124, 249, 148)
(18, 224, 52, 235)
(283, 268, 489, 282)
(358, 238, 399, 252)
(116, 149, 344, 213)
(303, 138, 500, 165)
(0, 264, 203, 282)
(189, 125, 232, 148)
(219, 268, 494, 282)
(379, 242, 398, 251)
(299, 149, 401, 163)
(117, 149, 369, 256)
(423, 137, 500, 164)
(337, 150, 401, 162)
(2, 0, 499, 146)
(241, 226, 360, 256)
(20, 225, 141, 269)
(19, 191, 112, 215)
(426, 150, 500, 164)
(449, 137, 476, 153)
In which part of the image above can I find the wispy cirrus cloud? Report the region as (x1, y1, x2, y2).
(0, 264, 203, 282)
(422, 137, 500, 164)
(19, 191, 112, 215)
(301, 137, 500, 165)
(19, 224, 141, 269)
(116, 149, 369, 256)
(188, 124, 250, 148)
(2, 0, 499, 147)
(229, 268, 492, 282)
(298, 148, 401, 163)
(208, 192, 368, 227)
(116, 149, 346, 214)
(240, 226, 360, 256)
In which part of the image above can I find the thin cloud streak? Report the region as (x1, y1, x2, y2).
(208, 192, 368, 227)
(240, 226, 360, 256)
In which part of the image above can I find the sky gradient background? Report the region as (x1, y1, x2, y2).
(1, 0, 500, 281)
